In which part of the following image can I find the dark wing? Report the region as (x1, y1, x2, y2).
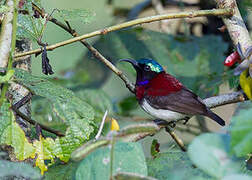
(144, 87, 208, 115)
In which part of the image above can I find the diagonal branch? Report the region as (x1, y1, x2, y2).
(14, 8, 233, 58)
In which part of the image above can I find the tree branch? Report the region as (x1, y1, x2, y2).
(0, 0, 14, 68)
(14, 8, 233, 58)
(214, 0, 252, 75)
(30, 4, 135, 92)
(11, 106, 65, 137)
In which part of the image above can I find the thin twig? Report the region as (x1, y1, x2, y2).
(12, 92, 32, 109)
(30, 4, 135, 92)
(14, 8, 233, 58)
(215, 0, 252, 75)
(11, 106, 65, 137)
(95, 110, 108, 140)
(165, 126, 186, 151)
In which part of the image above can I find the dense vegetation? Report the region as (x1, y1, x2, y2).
(0, 0, 251, 179)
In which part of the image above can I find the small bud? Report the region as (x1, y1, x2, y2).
(111, 118, 120, 131)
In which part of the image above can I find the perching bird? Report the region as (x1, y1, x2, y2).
(120, 58, 225, 126)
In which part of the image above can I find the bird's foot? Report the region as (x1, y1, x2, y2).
(182, 117, 190, 125)
(168, 121, 176, 128)
(153, 119, 176, 128)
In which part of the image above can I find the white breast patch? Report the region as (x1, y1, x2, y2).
(141, 99, 187, 122)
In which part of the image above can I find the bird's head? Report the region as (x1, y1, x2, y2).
(119, 58, 164, 86)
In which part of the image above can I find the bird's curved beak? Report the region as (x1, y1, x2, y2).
(118, 59, 140, 69)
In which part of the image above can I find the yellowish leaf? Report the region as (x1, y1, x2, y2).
(240, 69, 252, 99)
(111, 118, 120, 131)
(33, 135, 56, 175)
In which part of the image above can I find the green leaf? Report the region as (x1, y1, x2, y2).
(188, 133, 242, 178)
(17, 0, 45, 41)
(45, 161, 79, 180)
(0, 101, 35, 160)
(230, 102, 252, 157)
(0, 160, 41, 179)
(33, 135, 56, 175)
(57, 9, 95, 24)
(14, 69, 95, 162)
(147, 151, 210, 180)
(118, 96, 138, 116)
(75, 142, 147, 180)
(76, 89, 114, 120)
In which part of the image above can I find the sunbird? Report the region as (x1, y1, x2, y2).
(120, 58, 225, 126)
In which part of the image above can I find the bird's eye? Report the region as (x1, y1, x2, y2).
(144, 65, 151, 71)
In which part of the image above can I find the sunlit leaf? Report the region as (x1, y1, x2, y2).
(13, 69, 95, 162)
(33, 135, 56, 175)
(240, 69, 252, 99)
(111, 118, 120, 131)
(0, 101, 35, 160)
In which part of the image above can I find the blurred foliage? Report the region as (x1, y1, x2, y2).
(147, 151, 210, 180)
(75, 142, 147, 180)
(231, 102, 252, 157)
(56, 9, 96, 24)
(0, 160, 41, 179)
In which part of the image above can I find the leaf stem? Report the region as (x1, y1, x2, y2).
(14, 8, 233, 58)
(109, 136, 115, 180)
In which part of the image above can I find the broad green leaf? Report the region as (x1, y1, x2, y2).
(76, 89, 114, 120)
(231, 103, 252, 157)
(45, 161, 79, 180)
(53, 119, 94, 162)
(33, 135, 56, 175)
(75, 142, 147, 180)
(188, 133, 241, 178)
(0, 160, 41, 179)
(0, 101, 35, 160)
(14, 69, 95, 162)
(17, 14, 45, 41)
(57, 9, 95, 24)
(147, 151, 210, 180)
(17, 0, 45, 41)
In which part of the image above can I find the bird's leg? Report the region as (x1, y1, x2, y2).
(182, 117, 190, 125)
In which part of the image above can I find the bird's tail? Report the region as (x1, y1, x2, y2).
(205, 110, 225, 126)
